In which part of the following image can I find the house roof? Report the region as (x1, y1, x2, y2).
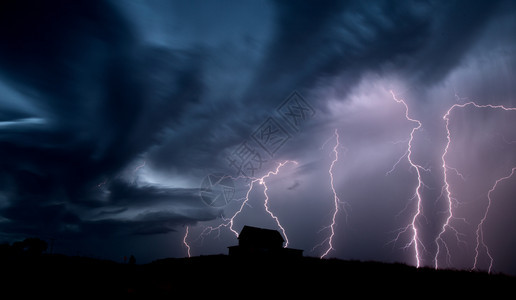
(238, 225, 284, 243)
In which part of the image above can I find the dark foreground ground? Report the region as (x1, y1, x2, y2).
(2, 253, 515, 296)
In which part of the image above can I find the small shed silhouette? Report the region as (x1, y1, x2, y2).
(228, 225, 303, 258)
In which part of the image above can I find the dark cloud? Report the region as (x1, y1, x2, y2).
(82, 210, 202, 237)
(0, 0, 208, 243)
(400, 0, 505, 85)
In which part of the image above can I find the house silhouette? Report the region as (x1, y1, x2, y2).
(228, 225, 303, 258)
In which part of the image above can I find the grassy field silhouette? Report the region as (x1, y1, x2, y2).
(2, 251, 515, 296)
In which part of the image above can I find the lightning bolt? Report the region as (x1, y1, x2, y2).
(262, 162, 295, 247)
(437, 101, 516, 271)
(314, 129, 343, 258)
(434, 103, 469, 269)
(473, 167, 516, 273)
(183, 226, 191, 258)
(183, 160, 298, 256)
(389, 90, 426, 268)
(389, 93, 516, 270)
(436, 101, 516, 270)
(227, 160, 298, 245)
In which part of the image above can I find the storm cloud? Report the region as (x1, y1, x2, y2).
(0, 0, 515, 272)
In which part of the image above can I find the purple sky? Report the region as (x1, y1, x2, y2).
(1, 0, 516, 274)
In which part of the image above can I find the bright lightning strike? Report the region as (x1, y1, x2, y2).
(473, 167, 516, 273)
(434, 100, 516, 270)
(183, 160, 298, 256)
(228, 160, 298, 245)
(434, 104, 464, 270)
(389, 90, 426, 268)
(439, 101, 516, 272)
(318, 129, 343, 258)
(183, 226, 191, 258)
(262, 162, 295, 248)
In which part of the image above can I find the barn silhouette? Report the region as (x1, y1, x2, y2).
(228, 225, 303, 258)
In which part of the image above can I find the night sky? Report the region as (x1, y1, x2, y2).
(1, 0, 516, 274)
